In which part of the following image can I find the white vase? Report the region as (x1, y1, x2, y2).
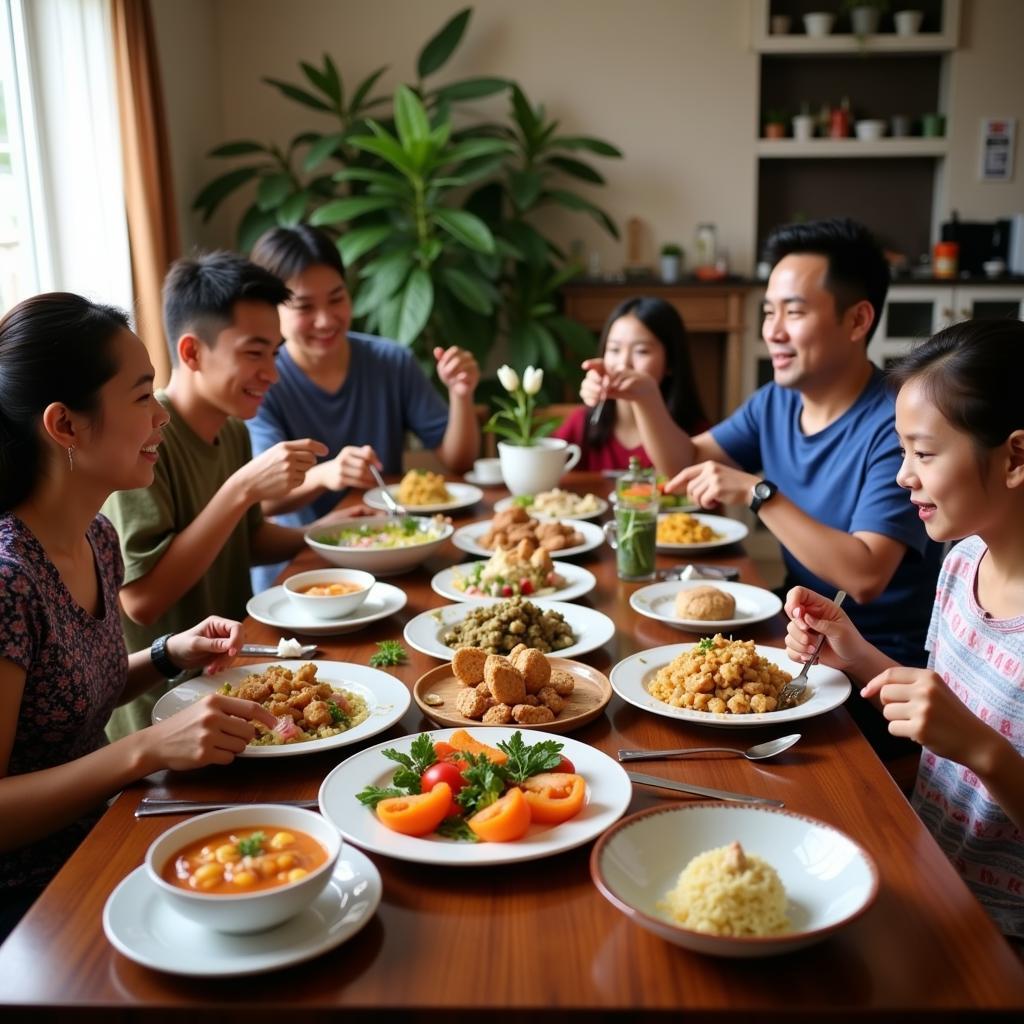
(498, 438, 581, 496)
(803, 12, 835, 37)
(659, 254, 681, 283)
(849, 6, 881, 35)
(894, 9, 924, 35)
(792, 114, 815, 141)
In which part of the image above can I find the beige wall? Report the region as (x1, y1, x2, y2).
(153, 0, 1023, 269)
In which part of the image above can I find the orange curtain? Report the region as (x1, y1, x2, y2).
(111, 0, 179, 387)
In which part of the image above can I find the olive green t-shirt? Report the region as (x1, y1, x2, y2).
(102, 391, 263, 739)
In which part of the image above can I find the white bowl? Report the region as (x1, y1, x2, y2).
(282, 567, 375, 620)
(591, 803, 878, 958)
(472, 457, 504, 485)
(855, 119, 888, 141)
(982, 259, 1007, 278)
(145, 805, 342, 934)
(304, 515, 454, 576)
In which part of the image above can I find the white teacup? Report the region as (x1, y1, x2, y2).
(497, 438, 581, 496)
(472, 457, 504, 485)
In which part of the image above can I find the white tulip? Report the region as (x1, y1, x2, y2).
(523, 366, 544, 396)
(497, 364, 520, 393)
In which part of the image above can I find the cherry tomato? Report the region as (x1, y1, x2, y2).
(551, 754, 576, 774)
(420, 760, 466, 817)
(519, 578, 534, 595)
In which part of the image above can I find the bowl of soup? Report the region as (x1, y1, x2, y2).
(145, 805, 342, 933)
(282, 568, 375, 620)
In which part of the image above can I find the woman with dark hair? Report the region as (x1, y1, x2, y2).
(554, 297, 709, 473)
(0, 293, 275, 939)
(784, 319, 1024, 940)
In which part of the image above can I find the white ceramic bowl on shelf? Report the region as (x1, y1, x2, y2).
(802, 11, 835, 36)
(283, 568, 375, 620)
(855, 119, 888, 141)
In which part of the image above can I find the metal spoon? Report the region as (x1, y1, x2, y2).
(369, 464, 407, 517)
(617, 733, 801, 763)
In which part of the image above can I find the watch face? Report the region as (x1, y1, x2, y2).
(754, 482, 772, 500)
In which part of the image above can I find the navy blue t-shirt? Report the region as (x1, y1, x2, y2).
(711, 368, 941, 667)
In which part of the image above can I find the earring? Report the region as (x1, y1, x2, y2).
(66, 445, 75, 471)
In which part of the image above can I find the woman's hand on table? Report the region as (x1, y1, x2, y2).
(167, 616, 243, 676)
(146, 694, 278, 771)
(665, 460, 758, 509)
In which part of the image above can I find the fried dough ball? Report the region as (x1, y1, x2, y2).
(674, 585, 737, 621)
(512, 647, 551, 694)
(536, 686, 566, 714)
(482, 703, 513, 725)
(452, 647, 488, 686)
(455, 687, 490, 719)
(548, 669, 576, 697)
(512, 703, 555, 725)
(485, 658, 526, 706)
(508, 643, 528, 662)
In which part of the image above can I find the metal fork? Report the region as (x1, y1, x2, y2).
(776, 589, 847, 710)
(369, 464, 407, 517)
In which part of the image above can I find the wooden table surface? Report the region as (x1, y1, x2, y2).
(2, 474, 1022, 1022)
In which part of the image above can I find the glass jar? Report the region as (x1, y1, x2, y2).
(694, 223, 717, 268)
(604, 458, 658, 581)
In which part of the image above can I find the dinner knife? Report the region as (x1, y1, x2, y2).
(135, 798, 320, 818)
(238, 643, 318, 658)
(626, 771, 784, 807)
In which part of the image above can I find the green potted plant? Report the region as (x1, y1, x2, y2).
(844, 0, 889, 38)
(763, 109, 787, 139)
(659, 243, 683, 283)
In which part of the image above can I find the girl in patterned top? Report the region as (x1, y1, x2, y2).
(0, 294, 277, 938)
(783, 319, 1024, 939)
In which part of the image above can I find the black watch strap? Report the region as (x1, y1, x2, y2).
(150, 633, 181, 678)
(749, 479, 778, 514)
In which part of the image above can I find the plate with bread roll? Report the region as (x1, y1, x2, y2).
(628, 580, 783, 632)
(412, 644, 613, 735)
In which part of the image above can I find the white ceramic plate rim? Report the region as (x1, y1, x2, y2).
(655, 512, 749, 551)
(365, 482, 483, 513)
(403, 598, 616, 661)
(245, 582, 407, 636)
(429, 561, 597, 604)
(493, 494, 609, 522)
(452, 518, 605, 559)
(151, 660, 411, 757)
(102, 848, 382, 977)
(629, 580, 783, 630)
(319, 726, 633, 866)
(609, 643, 851, 728)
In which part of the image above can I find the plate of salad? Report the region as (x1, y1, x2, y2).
(318, 727, 633, 866)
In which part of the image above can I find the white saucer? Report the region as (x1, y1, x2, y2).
(463, 470, 504, 487)
(246, 582, 407, 636)
(102, 849, 382, 977)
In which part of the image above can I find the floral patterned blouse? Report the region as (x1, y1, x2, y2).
(0, 513, 128, 891)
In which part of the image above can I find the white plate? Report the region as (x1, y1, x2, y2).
(629, 580, 783, 631)
(102, 849, 381, 977)
(319, 727, 632, 866)
(246, 582, 407, 636)
(591, 803, 878, 957)
(365, 481, 483, 514)
(151, 660, 411, 757)
(430, 561, 597, 604)
(656, 512, 749, 551)
(493, 494, 609, 522)
(610, 643, 851, 728)
(452, 518, 605, 559)
(403, 598, 616, 661)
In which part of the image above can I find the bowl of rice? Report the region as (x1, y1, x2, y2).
(305, 515, 453, 576)
(590, 803, 878, 957)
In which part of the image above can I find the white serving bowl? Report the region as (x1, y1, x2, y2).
(590, 803, 878, 958)
(145, 805, 342, 934)
(855, 119, 888, 141)
(304, 515, 454, 576)
(283, 567, 375, 620)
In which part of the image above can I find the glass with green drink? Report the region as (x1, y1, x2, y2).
(603, 458, 658, 581)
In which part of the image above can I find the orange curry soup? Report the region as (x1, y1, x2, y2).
(162, 826, 328, 894)
(301, 581, 363, 597)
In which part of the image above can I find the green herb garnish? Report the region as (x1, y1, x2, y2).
(327, 700, 349, 726)
(354, 785, 406, 808)
(511, 494, 534, 508)
(370, 640, 408, 667)
(236, 832, 266, 857)
(401, 516, 419, 535)
(497, 732, 564, 784)
(378, 734, 438, 795)
(453, 751, 507, 817)
(698, 636, 716, 652)
(436, 816, 479, 842)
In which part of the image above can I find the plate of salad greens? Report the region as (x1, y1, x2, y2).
(318, 727, 633, 865)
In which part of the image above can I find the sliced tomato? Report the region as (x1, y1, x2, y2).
(432, 741, 458, 762)
(520, 772, 586, 824)
(420, 761, 466, 817)
(376, 782, 452, 837)
(467, 787, 531, 842)
(448, 728, 508, 766)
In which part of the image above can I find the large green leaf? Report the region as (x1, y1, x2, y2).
(303, 132, 347, 172)
(450, 154, 506, 186)
(349, 65, 388, 114)
(262, 77, 334, 113)
(509, 170, 542, 212)
(546, 155, 605, 185)
(353, 253, 412, 316)
(443, 138, 513, 166)
(337, 224, 393, 266)
(417, 8, 470, 79)
(208, 140, 267, 157)
(394, 85, 431, 149)
(396, 268, 434, 345)
(432, 209, 495, 254)
(348, 132, 416, 176)
(432, 77, 509, 103)
(544, 189, 620, 239)
(333, 167, 412, 193)
(323, 55, 343, 108)
(511, 85, 540, 149)
(257, 173, 294, 211)
(310, 195, 398, 225)
(300, 61, 338, 106)
(550, 135, 623, 158)
(440, 267, 494, 315)
(192, 166, 262, 219)
(236, 203, 279, 252)
(277, 190, 309, 225)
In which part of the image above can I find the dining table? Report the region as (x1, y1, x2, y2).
(1, 472, 1022, 1023)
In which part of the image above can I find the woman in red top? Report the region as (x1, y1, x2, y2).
(554, 297, 709, 473)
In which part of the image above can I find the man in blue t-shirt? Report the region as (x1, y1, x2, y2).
(665, 218, 941, 756)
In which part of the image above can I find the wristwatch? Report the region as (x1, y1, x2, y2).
(749, 479, 778, 514)
(150, 633, 182, 678)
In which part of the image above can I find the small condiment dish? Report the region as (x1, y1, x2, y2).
(145, 805, 342, 934)
(472, 457, 504, 485)
(283, 568, 375, 620)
